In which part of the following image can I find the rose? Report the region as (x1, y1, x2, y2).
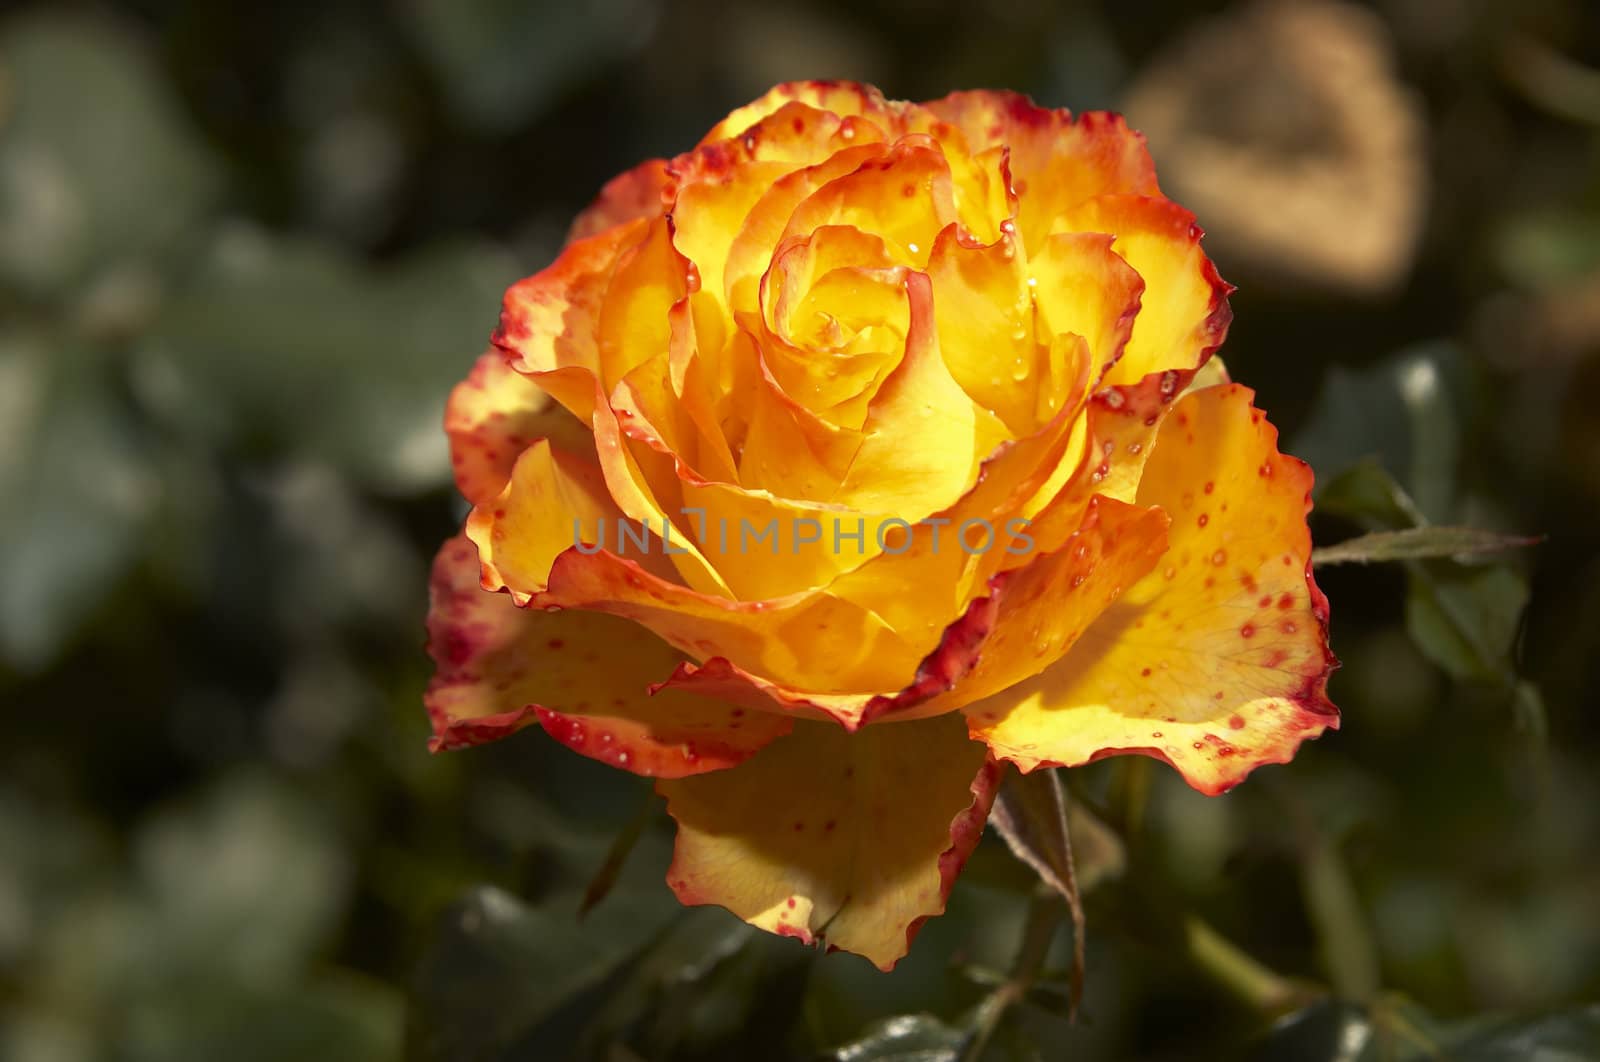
(426, 81, 1337, 969)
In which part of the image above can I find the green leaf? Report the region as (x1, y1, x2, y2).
(825, 1014, 966, 1062)
(407, 833, 683, 1061)
(1293, 343, 1465, 522)
(1312, 527, 1541, 566)
(1442, 1004, 1600, 1060)
(1314, 461, 1426, 532)
(583, 909, 814, 1060)
(0, 11, 217, 297)
(1404, 562, 1529, 684)
(988, 769, 1090, 1017)
(1252, 1000, 1600, 1062)
(1311, 462, 1535, 692)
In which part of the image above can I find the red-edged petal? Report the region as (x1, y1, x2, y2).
(922, 92, 1161, 251)
(566, 158, 671, 245)
(964, 384, 1338, 795)
(658, 711, 999, 969)
(425, 535, 790, 776)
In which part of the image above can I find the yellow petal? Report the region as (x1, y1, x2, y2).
(495, 219, 650, 420)
(466, 439, 625, 598)
(658, 711, 999, 969)
(723, 143, 888, 314)
(444, 350, 587, 506)
(759, 225, 906, 427)
(832, 272, 980, 517)
(597, 215, 688, 391)
(699, 81, 901, 146)
(876, 495, 1170, 725)
(540, 548, 923, 700)
(781, 138, 958, 267)
(671, 101, 873, 305)
(817, 358, 1092, 658)
(965, 384, 1338, 795)
(735, 347, 865, 499)
(425, 536, 789, 776)
(922, 92, 1161, 252)
(924, 225, 1037, 434)
(1027, 231, 1145, 381)
(1060, 195, 1232, 388)
(1014, 364, 1196, 563)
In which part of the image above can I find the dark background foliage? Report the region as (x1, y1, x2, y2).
(2, 0, 1598, 1058)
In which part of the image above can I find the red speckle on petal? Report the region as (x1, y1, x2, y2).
(1240, 623, 1256, 638)
(1228, 715, 1245, 730)
(1198, 514, 1210, 528)
(1203, 481, 1215, 494)
(1141, 667, 1152, 677)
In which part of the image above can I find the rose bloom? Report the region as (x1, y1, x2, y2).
(426, 81, 1336, 969)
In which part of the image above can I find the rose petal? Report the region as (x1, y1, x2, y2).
(873, 495, 1171, 725)
(723, 143, 888, 314)
(832, 272, 980, 517)
(781, 137, 959, 268)
(566, 158, 670, 245)
(735, 342, 866, 497)
(1060, 194, 1232, 388)
(924, 225, 1037, 433)
(816, 341, 1092, 657)
(672, 101, 877, 305)
(699, 80, 902, 147)
(467, 439, 627, 597)
(1015, 364, 1197, 563)
(1027, 231, 1145, 382)
(445, 350, 588, 506)
(425, 535, 789, 776)
(964, 384, 1338, 795)
(597, 215, 690, 391)
(494, 218, 650, 420)
(759, 225, 906, 427)
(923, 92, 1160, 252)
(538, 547, 924, 699)
(658, 711, 999, 969)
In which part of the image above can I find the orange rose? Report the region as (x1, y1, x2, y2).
(426, 81, 1336, 968)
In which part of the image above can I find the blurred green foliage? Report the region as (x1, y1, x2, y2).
(1, 0, 1599, 1059)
